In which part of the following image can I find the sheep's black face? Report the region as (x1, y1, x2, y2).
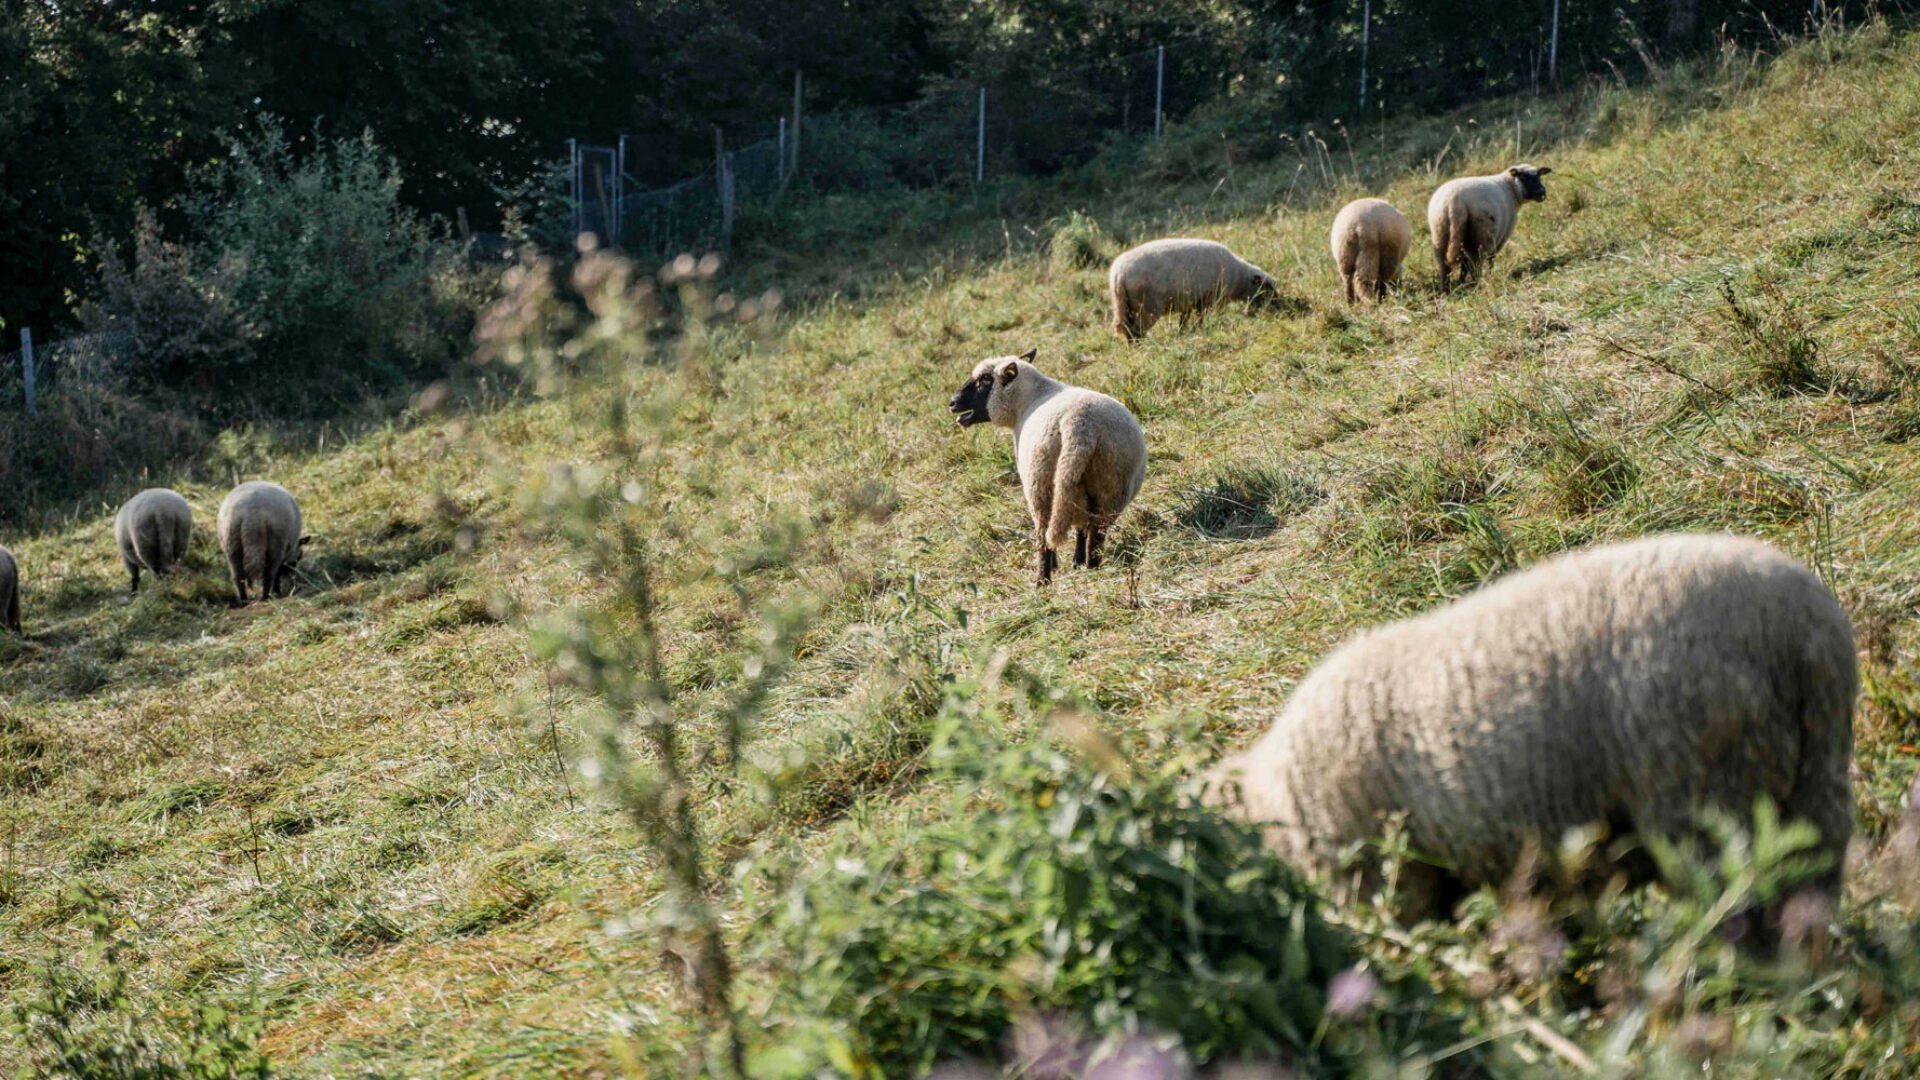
(1509, 164, 1552, 202)
(949, 374, 994, 427)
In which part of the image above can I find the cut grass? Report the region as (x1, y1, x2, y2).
(3, 17, 1920, 1075)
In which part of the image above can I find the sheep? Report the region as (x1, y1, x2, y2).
(0, 545, 18, 634)
(1427, 163, 1552, 292)
(948, 350, 1146, 586)
(1108, 238, 1279, 339)
(114, 488, 194, 593)
(1209, 533, 1856, 915)
(1329, 198, 1412, 303)
(216, 481, 308, 605)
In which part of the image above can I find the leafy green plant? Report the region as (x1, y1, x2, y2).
(755, 687, 1468, 1077)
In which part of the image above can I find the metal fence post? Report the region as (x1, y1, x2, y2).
(1359, 0, 1371, 110)
(976, 87, 986, 184)
(777, 118, 788, 183)
(20, 328, 34, 417)
(791, 71, 803, 178)
(615, 135, 628, 247)
(567, 138, 580, 244)
(1549, 0, 1561, 90)
(1154, 46, 1165, 139)
(716, 126, 734, 251)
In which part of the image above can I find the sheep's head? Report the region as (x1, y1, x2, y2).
(1245, 272, 1282, 309)
(948, 348, 1035, 429)
(289, 535, 310, 569)
(1506, 163, 1552, 202)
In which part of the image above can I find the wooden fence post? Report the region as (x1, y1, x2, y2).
(1155, 46, 1165, 139)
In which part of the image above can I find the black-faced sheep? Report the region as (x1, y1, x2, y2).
(1108, 238, 1279, 340)
(1329, 198, 1412, 303)
(1427, 163, 1551, 292)
(948, 350, 1146, 586)
(216, 481, 308, 605)
(114, 488, 194, 593)
(0, 545, 18, 633)
(1210, 533, 1855, 913)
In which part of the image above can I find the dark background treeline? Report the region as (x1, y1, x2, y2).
(0, 0, 1836, 341)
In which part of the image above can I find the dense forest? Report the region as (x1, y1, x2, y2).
(0, 0, 1843, 343)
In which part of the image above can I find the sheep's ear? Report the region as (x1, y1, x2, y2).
(1506, 166, 1522, 177)
(1538, 166, 1553, 175)
(999, 362, 1020, 385)
(298, 535, 311, 547)
(1018, 347, 1037, 361)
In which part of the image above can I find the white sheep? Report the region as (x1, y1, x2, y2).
(1108, 238, 1279, 339)
(0, 545, 18, 633)
(1210, 533, 1856, 913)
(216, 481, 307, 605)
(1427, 163, 1551, 292)
(1329, 198, 1412, 303)
(114, 488, 194, 593)
(948, 350, 1146, 585)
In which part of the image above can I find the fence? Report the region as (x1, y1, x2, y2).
(559, 41, 1220, 260)
(0, 329, 129, 415)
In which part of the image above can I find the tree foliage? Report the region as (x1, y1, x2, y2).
(0, 0, 1858, 337)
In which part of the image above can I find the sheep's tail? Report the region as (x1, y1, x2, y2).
(1046, 423, 1096, 551)
(1354, 245, 1381, 301)
(241, 518, 271, 582)
(1110, 278, 1140, 340)
(1441, 214, 1466, 275)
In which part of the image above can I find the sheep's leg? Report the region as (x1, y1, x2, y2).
(229, 552, 249, 606)
(1035, 536, 1057, 586)
(127, 563, 140, 595)
(1343, 272, 1356, 304)
(1073, 528, 1089, 567)
(5, 589, 17, 633)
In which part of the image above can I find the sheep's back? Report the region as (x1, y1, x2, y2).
(1330, 199, 1411, 262)
(218, 483, 302, 562)
(1110, 239, 1250, 297)
(1239, 534, 1854, 884)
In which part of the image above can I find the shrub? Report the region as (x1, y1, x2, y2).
(756, 703, 1469, 1076)
(81, 118, 483, 418)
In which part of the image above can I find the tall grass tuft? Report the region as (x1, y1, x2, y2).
(1718, 276, 1829, 395)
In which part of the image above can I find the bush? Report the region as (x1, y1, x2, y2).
(82, 119, 482, 418)
(755, 699, 1468, 1076)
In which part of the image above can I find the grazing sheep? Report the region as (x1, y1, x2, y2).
(1329, 198, 1412, 303)
(1108, 238, 1279, 339)
(1427, 163, 1552, 292)
(1210, 533, 1855, 913)
(216, 481, 308, 605)
(0, 546, 18, 634)
(114, 488, 194, 593)
(948, 350, 1146, 585)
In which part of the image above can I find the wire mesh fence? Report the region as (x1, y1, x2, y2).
(558, 42, 1230, 261)
(0, 331, 130, 413)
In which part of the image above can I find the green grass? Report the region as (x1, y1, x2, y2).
(7, 16, 1920, 1076)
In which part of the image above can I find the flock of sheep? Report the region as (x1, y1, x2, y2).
(0, 161, 1857, 928)
(950, 162, 1856, 920)
(0, 480, 307, 626)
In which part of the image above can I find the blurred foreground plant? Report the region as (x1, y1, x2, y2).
(478, 245, 799, 1076)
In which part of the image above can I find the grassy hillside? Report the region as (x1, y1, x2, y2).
(6, 18, 1920, 1077)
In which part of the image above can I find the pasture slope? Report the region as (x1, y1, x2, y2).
(5, 19, 1920, 1077)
